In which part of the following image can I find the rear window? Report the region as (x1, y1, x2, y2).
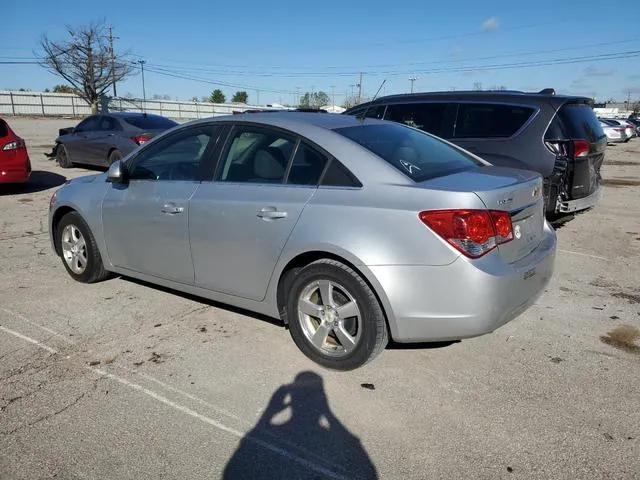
(454, 103, 535, 138)
(546, 103, 605, 142)
(334, 123, 483, 182)
(384, 103, 451, 137)
(122, 116, 178, 130)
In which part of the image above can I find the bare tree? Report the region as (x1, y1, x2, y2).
(38, 21, 135, 113)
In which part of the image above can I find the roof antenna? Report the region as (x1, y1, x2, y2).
(357, 79, 386, 121)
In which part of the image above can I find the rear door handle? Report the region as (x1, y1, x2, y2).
(161, 203, 184, 215)
(257, 207, 287, 220)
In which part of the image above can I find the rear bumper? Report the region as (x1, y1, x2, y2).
(369, 223, 556, 343)
(558, 185, 602, 213)
(0, 159, 31, 184)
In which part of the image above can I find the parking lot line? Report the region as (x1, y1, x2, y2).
(0, 324, 354, 480)
(1, 307, 75, 344)
(557, 249, 608, 261)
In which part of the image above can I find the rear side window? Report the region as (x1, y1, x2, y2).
(286, 143, 328, 185)
(122, 116, 178, 130)
(0, 121, 8, 137)
(545, 103, 605, 142)
(334, 123, 483, 182)
(320, 160, 362, 187)
(384, 103, 451, 137)
(454, 103, 535, 138)
(347, 104, 385, 119)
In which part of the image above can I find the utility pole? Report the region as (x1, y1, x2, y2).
(138, 60, 147, 108)
(330, 85, 336, 107)
(256, 89, 260, 106)
(295, 87, 300, 106)
(108, 26, 119, 97)
(357, 72, 363, 103)
(409, 76, 417, 93)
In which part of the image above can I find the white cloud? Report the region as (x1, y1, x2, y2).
(481, 17, 499, 32)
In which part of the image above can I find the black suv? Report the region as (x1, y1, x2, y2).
(344, 89, 606, 216)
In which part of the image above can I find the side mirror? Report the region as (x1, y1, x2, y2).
(106, 160, 127, 184)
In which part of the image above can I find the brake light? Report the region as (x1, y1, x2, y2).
(132, 134, 152, 145)
(572, 139, 590, 158)
(2, 138, 25, 151)
(419, 209, 513, 258)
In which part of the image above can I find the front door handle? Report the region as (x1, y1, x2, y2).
(257, 207, 287, 220)
(161, 203, 184, 215)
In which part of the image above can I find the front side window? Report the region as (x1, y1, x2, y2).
(128, 125, 216, 181)
(334, 123, 482, 182)
(454, 103, 535, 138)
(218, 127, 296, 183)
(75, 116, 100, 132)
(384, 103, 451, 137)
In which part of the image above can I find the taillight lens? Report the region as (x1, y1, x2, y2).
(132, 134, 152, 145)
(2, 138, 25, 151)
(419, 209, 513, 258)
(572, 139, 590, 158)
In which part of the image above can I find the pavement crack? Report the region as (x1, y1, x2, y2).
(0, 380, 97, 436)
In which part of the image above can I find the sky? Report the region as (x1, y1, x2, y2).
(2, 0, 640, 106)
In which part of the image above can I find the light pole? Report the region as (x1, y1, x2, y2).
(409, 76, 417, 93)
(138, 60, 147, 106)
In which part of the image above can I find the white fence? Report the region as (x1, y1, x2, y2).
(0, 90, 273, 120)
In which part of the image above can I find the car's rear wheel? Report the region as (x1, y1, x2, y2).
(57, 212, 109, 283)
(56, 144, 72, 168)
(108, 149, 122, 165)
(286, 259, 388, 370)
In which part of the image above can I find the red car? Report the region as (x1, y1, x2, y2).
(0, 117, 31, 184)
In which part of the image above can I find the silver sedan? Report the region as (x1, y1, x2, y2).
(48, 112, 556, 370)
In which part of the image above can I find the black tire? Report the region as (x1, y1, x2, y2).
(56, 144, 72, 168)
(108, 149, 122, 165)
(286, 259, 388, 371)
(57, 211, 110, 283)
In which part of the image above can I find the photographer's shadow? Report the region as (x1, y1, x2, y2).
(223, 371, 378, 480)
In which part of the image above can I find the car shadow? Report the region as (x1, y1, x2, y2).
(387, 339, 460, 350)
(120, 276, 284, 328)
(223, 371, 378, 479)
(0, 171, 66, 196)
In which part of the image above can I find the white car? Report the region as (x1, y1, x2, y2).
(601, 118, 636, 140)
(599, 120, 627, 144)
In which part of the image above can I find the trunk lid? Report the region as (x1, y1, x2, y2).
(422, 166, 545, 263)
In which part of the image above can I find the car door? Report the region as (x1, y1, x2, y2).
(189, 125, 328, 301)
(85, 115, 122, 166)
(101, 123, 221, 284)
(63, 115, 101, 161)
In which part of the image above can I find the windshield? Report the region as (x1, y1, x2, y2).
(122, 116, 178, 130)
(334, 122, 483, 182)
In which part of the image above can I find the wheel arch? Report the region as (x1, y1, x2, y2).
(51, 205, 77, 256)
(273, 248, 399, 340)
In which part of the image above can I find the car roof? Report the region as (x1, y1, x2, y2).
(347, 89, 593, 110)
(201, 111, 385, 130)
(106, 112, 168, 119)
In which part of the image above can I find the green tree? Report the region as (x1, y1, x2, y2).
(232, 91, 248, 103)
(209, 89, 226, 103)
(299, 91, 330, 109)
(52, 84, 76, 94)
(38, 20, 135, 113)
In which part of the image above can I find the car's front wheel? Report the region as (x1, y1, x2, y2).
(57, 211, 109, 283)
(56, 144, 73, 168)
(286, 259, 388, 370)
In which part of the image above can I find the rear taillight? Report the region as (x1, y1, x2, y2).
(2, 138, 25, 151)
(419, 209, 513, 258)
(132, 134, 152, 145)
(572, 140, 590, 158)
